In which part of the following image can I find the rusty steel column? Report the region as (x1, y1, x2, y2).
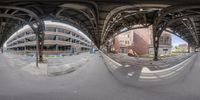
(153, 25, 160, 61)
(36, 33, 39, 67)
(30, 22, 45, 67)
(35, 31, 44, 67)
(38, 33, 44, 63)
(153, 36, 160, 61)
(188, 45, 190, 53)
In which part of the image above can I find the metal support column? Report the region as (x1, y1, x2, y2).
(55, 35, 58, 51)
(24, 33, 26, 55)
(188, 45, 190, 53)
(38, 33, 44, 63)
(36, 33, 39, 67)
(153, 36, 160, 61)
(153, 26, 161, 61)
(36, 33, 44, 67)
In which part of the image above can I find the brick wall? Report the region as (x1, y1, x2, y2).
(130, 28, 151, 55)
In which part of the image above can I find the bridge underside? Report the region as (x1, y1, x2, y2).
(1, 0, 200, 62)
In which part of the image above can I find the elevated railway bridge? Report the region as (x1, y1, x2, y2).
(1, 0, 200, 62)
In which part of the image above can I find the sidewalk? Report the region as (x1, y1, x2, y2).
(3, 53, 35, 68)
(106, 53, 194, 70)
(101, 51, 196, 86)
(3, 52, 94, 76)
(47, 52, 92, 67)
(47, 52, 93, 76)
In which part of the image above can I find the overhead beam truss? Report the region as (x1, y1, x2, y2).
(153, 5, 200, 60)
(2, 2, 200, 63)
(0, 5, 45, 66)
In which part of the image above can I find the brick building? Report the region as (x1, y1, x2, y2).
(110, 25, 172, 55)
(110, 30, 134, 53)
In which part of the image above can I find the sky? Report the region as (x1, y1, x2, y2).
(171, 34, 187, 46)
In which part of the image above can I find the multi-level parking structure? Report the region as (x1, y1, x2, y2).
(5, 21, 91, 55)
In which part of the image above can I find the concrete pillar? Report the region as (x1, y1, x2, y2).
(56, 44, 58, 51)
(190, 47, 195, 52)
(188, 45, 190, 53)
(24, 33, 27, 55)
(1, 47, 3, 53)
(56, 28, 58, 32)
(55, 35, 59, 51)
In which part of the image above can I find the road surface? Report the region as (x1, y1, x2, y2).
(0, 52, 200, 100)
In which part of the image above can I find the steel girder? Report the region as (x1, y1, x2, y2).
(55, 2, 100, 48)
(153, 5, 200, 44)
(2, 2, 200, 62)
(0, 5, 45, 65)
(169, 21, 195, 45)
(103, 25, 151, 47)
(101, 4, 169, 45)
(152, 5, 200, 60)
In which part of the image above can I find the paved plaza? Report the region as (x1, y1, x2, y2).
(0, 52, 200, 100)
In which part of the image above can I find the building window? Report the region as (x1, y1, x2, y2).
(57, 28, 65, 33)
(163, 49, 168, 51)
(72, 33, 76, 37)
(65, 30, 71, 34)
(160, 37, 164, 44)
(76, 35, 79, 38)
(46, 27, 56, 32)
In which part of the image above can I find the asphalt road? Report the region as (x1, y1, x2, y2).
(0, 52, 200, 100)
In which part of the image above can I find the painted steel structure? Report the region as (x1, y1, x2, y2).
(5, 22, 91, 55)
(1, 1, 200, 62)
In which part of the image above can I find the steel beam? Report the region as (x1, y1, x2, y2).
(0, 6, 45, 67)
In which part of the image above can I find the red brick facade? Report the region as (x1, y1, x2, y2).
(110, 26, 171, 55)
